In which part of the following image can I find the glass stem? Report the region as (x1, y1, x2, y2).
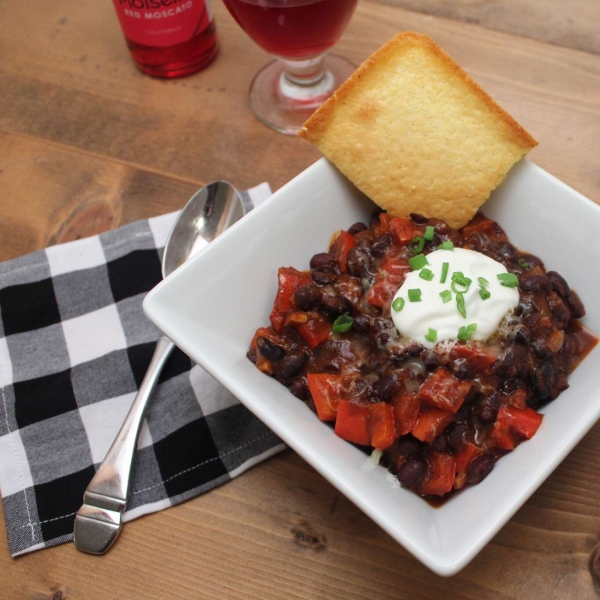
(276, 52, 337, 102)
(279, 53, 328, 86)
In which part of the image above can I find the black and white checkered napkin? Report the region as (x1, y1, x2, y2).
(0, 183, 284, 557)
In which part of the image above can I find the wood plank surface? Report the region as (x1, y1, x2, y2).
(1, 0, 600, 598)
(378, 0, 600, 56)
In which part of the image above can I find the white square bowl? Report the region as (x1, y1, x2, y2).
(143, 158, 600, 576)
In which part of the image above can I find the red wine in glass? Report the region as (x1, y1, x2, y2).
(222, 0, 358, 135)
(223, 0, 357, 58)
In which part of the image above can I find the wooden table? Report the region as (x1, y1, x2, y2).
(1, 1, 600, 597)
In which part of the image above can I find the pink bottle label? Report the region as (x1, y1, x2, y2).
(113, 0, 212, 47)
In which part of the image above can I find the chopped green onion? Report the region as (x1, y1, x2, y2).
(419, 268, 434, 281)
(332, 314, 353, 333)
(497, 272, 519, 288)
(478, 277, 489, 287)
(408, 236, 425, 255)
(408, 289, 422, 302)
(438, 241, 454, 250)
(425, 328, 438, 343)
(424, 225, 435, 241)
(409, 254, 428, 271)
(451, 272, 472, 294)
(392, 297, 405, 312)
(479, 287, 491, 300)
(440, 290, 452, 303)
(518, 258, 530, 269)
(456, 292, 466, 318)
(457, 323, 477, 341)
(440, 262, 449, 283)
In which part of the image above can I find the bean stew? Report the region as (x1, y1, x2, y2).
(247, 211, 598, 499)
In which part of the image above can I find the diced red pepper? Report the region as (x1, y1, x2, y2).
(376, 213, 391, 235)
(295, 313, 331, 349)
(389, 217, 417, 247)
(450, 343, 499, 375)
(269, 267, 311, 333)
(419, 452, 456, 496)
(368, 403, 396, 450)
(506, 388, 528, 410)
(419, 368, 472, 413)
(411, 409, 455, 442)
(455, 441, 482, 476)
(307, 373, 341, 421)
(501, 405, 542, 439)
(491, 405, 542, 450)
(461, 213, 508, 242)
(333, 231, 357, 273)
(380, 258, 411, 284)
(335, 400, 371, 445)
(367, 277, 392, 308)
(392, 393, 421, 436)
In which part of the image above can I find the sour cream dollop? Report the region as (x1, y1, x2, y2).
(391, 248, 519, 349)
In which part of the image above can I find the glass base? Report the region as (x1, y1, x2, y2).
(249, 53, 355, 136)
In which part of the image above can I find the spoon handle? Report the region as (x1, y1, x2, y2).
(73, 335, 175, 554)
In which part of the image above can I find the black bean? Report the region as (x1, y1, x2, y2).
(388, 342, 423, 362)
(257, 336, 285, 362)
(452, 360, 474, 380)
(431, 434, 449, 452)
(294, 284, 322, 311)
(520, 253, 544, 270)
(346, 247, 371, 277)
(547, 292, 570, 328)
(310, 252, 337, 270)
(353, 314, 371, 335)
(397, 456, 427, 486)
(446, 421, 468, 450)
(520, 274, 552, 293)
(508, 324, 531, 345)
(531, 360, 557, 400)
(566, 289, 585, 318)
(311, 268, 337, 286)
(546, 271, 569, 298)
(422, 350, 439, 370)
(409, 213, 429, 224)
(498, 242, 518, 261)
(371, 233, 392, 257)
(289, 376, 309, 400)
(492, 345, 529, 378)
(377, 373, 400, 401)
(320, 295, 353, 317)
(372, 317, 394, 333)
(396, 436, 423, 456)
(472, 393, 500, 425)
(347, 222, 367, 235)
(466, 453, 495, 485)
(349, 378, 376, 401)
(279, 352, 308, 380)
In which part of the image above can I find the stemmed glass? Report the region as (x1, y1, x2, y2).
(222, 0, 358, 135)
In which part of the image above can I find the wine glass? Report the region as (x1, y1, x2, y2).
(222, 0, 358, 135)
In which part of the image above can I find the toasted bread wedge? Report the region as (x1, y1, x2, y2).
(300, 32, 537, 229)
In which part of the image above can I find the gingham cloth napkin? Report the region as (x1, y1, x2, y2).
(0, 183, 285, 557)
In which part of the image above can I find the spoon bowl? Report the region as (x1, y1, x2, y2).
(74, 181, 250, 555)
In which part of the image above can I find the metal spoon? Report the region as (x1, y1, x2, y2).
(73, 181, 251, 554)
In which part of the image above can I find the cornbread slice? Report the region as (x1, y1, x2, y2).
(300, 32, 537, 229)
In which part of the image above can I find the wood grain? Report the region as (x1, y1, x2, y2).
(0, 132, 200, 261)
(377, 0, 600, 56)
(1, 0, 600, 598)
